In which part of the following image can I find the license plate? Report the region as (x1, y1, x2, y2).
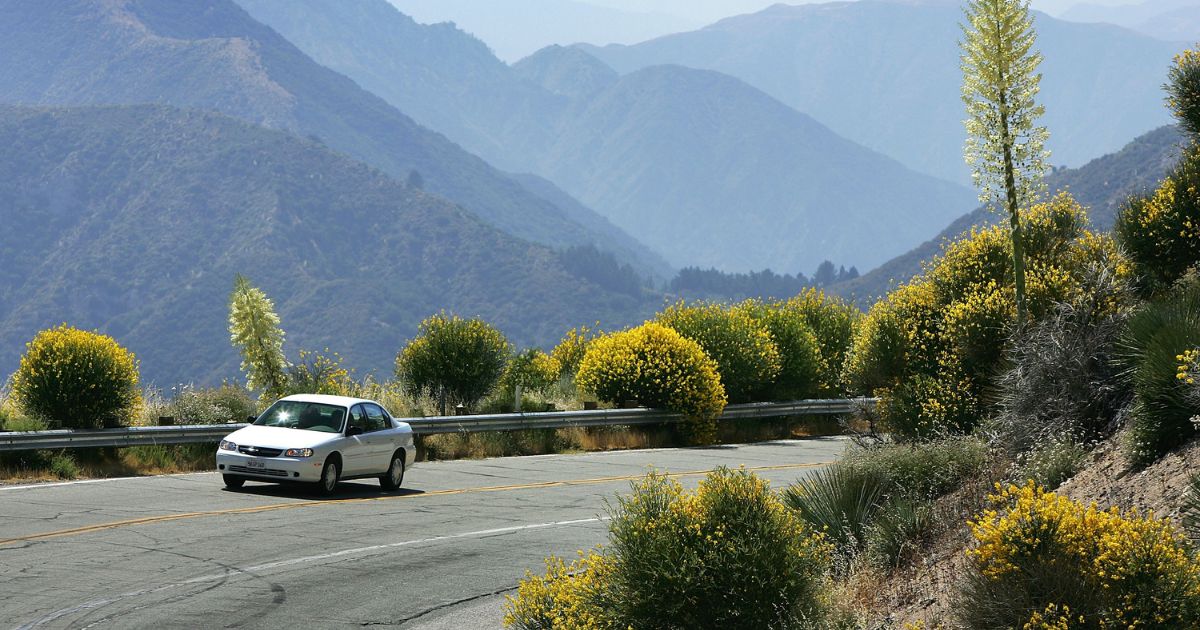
(247, 459, 267, 469)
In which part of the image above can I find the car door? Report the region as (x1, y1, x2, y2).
(362, 403, 393, 473)
(342, 404, 373, 476)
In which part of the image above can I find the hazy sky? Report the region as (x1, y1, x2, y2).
(388, 0, 1179, 62)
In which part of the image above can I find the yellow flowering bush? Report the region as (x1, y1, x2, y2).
(1168, 47, 1200, 138)
(781, 289, 860, 396)
(501, 349, 562, 396)
(657, 301, 781, 402)
(395, 312, 510, 412)
(505, 468, 835, 629)
(1115, 146, 1200, 296)
(504, 553, 617, 630)
(959, 482, 1200, 628)
(287, 348, 354, 396)
(845, 193, 1129, 439)
(576, 322, 726, 443)
(550, 324, 601, 381)
(11, 324, 142, 428)
(736, 299, 823, 400)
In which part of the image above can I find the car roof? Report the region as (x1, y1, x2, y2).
(278, 393, 374, 407)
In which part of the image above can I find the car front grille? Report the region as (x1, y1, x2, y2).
(227, 465, 289, 477)
(238, 445, 283, 457)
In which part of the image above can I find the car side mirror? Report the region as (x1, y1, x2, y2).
(245, 415, 257, 423)
(346, 426, 364, 437)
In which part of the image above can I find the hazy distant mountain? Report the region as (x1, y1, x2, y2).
(831, 125, 1185, 305)
(0, 0, 668, 280)
(517, 56, 976, 272)
(0, 105, 654, 386)
(385, 0, 702, 62)
(580, 1, 1182, 184)
(242, 0, 976, 273)
(1061, 0, 1200, 40)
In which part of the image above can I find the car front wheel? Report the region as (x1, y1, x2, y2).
(314, 458, 340, 496)
(380, 451, 405, 491)
(223, 474, 245, 489)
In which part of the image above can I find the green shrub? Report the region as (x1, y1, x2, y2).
(657, 301, 781, 402)
(782, 289, 860, 396)
(167, 383, 257, 424)
(1115, 147, 1200, 297)
(737, 300, 822, 400)
(11, 324, 142, 428)
(1168, 48, 1200, 140)
(501, 349, 561, 397)
(396, 313, 511, 414)
(1011, 439, 1087, 490)
(844, 437, 988, 501)
(864, 498, 936, 570)
(781, 464, 889, 556)
(576, 323, 726, 444)
(958, 482, 1200, 628)
(286, 348, 355, 396)
(48, 452, 79, 480)
(876, 371, 981, 440)
(1118, 283, 1200, 465)
(608, 469, 833, 628)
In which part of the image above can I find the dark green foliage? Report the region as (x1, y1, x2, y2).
(1118, 283, 1200, 465)
(844, 438, 989, 501)
(1168, 49, 1200, 138)
(0, 104, 654, 386)
(557, 244, 646, 297)
(396, 313, 511, 413)
(782, 464, 889, 555)
(738, 300, 823, 401)
(1115, 146, 1200, 297)
(670, 267, 812, 301)
(1012, 440, 1087, 490)
(864, 498, 936, 570)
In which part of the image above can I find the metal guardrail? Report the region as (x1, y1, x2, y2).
(0, 398, 875, 452)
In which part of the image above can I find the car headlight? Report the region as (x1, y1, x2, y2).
(219, 440, 238, 451)
(285, 448, 314, 458)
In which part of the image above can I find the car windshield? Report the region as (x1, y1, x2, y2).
(253, 401, 346, 433)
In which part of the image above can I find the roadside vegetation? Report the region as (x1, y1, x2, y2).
(506, 6, 1200, 627)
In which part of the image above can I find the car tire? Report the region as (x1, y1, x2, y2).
(223, 474, 246, 489)
(314, 458, 340, 496)
(379, 451, 405, 491)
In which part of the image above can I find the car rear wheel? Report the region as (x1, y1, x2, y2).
(314, 458, 340, 496)
(380, 451, 405, 491)
(223, 474, 246, 489)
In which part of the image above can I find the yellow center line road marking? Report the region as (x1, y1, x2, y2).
(0, 461, 830, 547)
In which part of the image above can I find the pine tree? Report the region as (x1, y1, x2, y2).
(961, 0, 1050, 322)
(228, 274, 288, 398)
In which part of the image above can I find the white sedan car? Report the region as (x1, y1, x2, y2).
(216, 394, 415, 495)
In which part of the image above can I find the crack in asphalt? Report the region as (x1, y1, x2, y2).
(366, 585, 518, 627)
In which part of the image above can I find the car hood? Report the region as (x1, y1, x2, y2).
(222, 425, 339, 449)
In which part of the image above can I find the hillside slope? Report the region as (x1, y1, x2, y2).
(831, 125, 1185, 305)
(581, 1, 1181, 185)
(0, 0, 667, 279)
(0, 105, 654, 386)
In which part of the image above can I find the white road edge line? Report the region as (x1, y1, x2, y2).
(15, 516, 608, 630)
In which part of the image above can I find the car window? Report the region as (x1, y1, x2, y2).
(254, 401, 344, 433)
(364, 403, 389, 432)
(348, 404, 370, 434)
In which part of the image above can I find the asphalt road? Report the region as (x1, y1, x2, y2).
(0, 438, 846, 629)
